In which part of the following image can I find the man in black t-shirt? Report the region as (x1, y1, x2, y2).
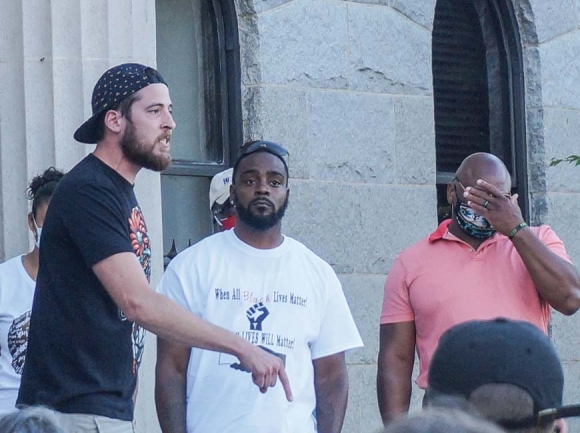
(17, 63, 292, 432)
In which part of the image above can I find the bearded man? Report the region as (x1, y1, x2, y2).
(18, 65, 291, 432)
(376, 152, 580, 425)
(155, 141, 363, 433)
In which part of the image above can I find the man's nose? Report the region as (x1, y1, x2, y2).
(256, 179, 270, 194)
(163, 110, 176, 130)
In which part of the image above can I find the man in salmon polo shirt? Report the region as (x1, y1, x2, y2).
(376, 152, 580, 425)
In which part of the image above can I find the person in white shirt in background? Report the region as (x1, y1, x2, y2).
(209, 168, 235, 233)
(0, 167, 65, 414)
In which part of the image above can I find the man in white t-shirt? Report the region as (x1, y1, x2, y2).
(155, 141, 363, 433)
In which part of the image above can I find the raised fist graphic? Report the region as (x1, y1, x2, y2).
(246, 302, 269, 331)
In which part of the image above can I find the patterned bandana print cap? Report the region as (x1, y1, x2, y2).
(74, 63, 167, 144)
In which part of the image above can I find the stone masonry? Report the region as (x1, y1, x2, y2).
(236, 0, 580, 431)
(1, 1, 580, 432)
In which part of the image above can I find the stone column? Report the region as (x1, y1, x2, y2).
(0, 1, 162, 431)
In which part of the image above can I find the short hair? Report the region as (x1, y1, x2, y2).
(423, 392, 477, 413)
(0, 407, 64, 433)
(469, 384, 556, 433)
(93, 91, 141, 142)
(425, 386, 556, 433)
(382, 408, 505, 433)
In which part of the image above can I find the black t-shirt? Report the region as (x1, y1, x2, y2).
(17, 154, 151, 421)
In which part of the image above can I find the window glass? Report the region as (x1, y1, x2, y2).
(433, 0, 489, 179)
(156, 0, 223, 163)
(156, 0, 223, 260)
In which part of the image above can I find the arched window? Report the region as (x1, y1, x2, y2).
(433, 0, 527, 222)
(156, 0, 241, 261)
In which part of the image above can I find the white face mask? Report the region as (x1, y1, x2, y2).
(33, 217, 42, 249)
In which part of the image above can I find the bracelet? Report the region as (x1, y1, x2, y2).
(508, 222, 528, 239)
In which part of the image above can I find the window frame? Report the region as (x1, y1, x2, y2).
(433, 0, 528, 222)
(161, 0, 242, 179)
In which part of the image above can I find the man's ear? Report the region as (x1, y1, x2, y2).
(554, 419, 567, 433)
(27, 212, 35, 234)
(446, 183, 455, 206)
(229, 184, 235, 205)
(103, 110, 124, 135)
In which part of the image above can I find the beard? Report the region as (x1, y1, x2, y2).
(121, 120, 171, 172)
(234, 193, 289, 231)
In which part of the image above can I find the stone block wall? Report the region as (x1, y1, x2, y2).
(240, 0, 580, 431)
(1, 0, 579, 432)
(520, 1, 580, 430)
(237, 0, 437, 430)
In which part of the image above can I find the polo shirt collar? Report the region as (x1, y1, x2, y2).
(428, 219, 504, 246)
(429, 219, 452, 242)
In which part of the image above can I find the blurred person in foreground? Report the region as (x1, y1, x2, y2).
(0, 406, 64, 433)
(425, 318, 580, 432)
(382, 407, 505, 433)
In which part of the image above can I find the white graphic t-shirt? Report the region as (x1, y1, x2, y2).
(158, 230, 363, 433)
(0, 255, 35, 414)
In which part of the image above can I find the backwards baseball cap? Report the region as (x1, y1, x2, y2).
(232, 140, 289, 183)
(428, 318, 580, 429)
(74, 63, 167, 144)
(209, 168, 233, 210)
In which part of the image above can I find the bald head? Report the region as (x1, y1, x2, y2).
(455, 153, 511, 193)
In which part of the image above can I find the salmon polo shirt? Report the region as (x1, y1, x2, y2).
(380, 219, 571, 389)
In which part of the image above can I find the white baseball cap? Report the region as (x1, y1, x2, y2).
(209, 168, 233, 210)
